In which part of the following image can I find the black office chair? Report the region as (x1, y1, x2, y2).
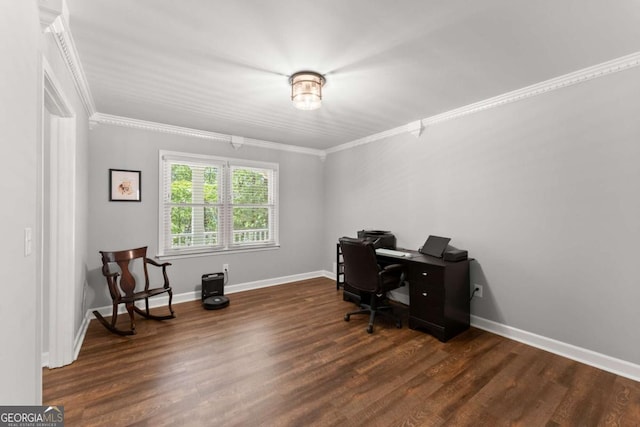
(339, 237, 405, 333)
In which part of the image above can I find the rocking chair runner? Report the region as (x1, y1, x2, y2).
(93, 246, 175, 335)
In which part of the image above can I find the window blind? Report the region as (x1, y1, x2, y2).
(159, 150, 278, 256)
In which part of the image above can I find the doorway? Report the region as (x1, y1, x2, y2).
(41, 58, 77, 369)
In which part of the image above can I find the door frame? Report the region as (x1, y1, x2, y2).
(41, 57, 77, 368)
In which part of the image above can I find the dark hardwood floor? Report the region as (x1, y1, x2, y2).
(43, 277, 640, 426)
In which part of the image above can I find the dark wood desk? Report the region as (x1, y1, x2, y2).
(337, 245, 471, 342)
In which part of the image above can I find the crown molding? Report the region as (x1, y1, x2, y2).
(90, 113, 231, 141)
(40, 6, 96, 117)
(324, 124, 410, 155)
(407, 120, 424, 138)
(231, 135, 244, 150)
(327, 51, 640, 156)
(422, 51, 640, 127)
(242, 136, 326, 158)
(38, 2, 639, 160)
(39, 0, 66, 30)
(90, 113, 326, 158)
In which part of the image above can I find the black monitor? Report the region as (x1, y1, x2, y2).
(419, 235, 451, 258)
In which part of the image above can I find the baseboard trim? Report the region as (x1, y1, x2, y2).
(73, 311, 92, 361)
(471, 315, 640, 382)
(224, 270, 331, 294)
(42, 312, 93, 368)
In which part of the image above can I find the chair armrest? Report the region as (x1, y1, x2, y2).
(101, 263, 119, 279)
(146, 258, 172, 288)
(380, 264, 403, 275)
(100, 267, 120, 300)
(379, 264, 406, 287)
(102, 270, 119, 279)
(146, 258, 171, 268)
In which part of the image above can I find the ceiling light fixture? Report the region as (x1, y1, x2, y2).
(289, 71, 325, 111)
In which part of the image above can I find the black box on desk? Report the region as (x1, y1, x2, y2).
(443, 249, 468, 262)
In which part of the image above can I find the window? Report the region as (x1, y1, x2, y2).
(159, 151, 278, 257)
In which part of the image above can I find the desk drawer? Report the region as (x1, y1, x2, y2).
(409, 285, 444, 325)
(408, 266, 444, 325)
(408, 269, 444, 296)
(409, 267, 443, 286)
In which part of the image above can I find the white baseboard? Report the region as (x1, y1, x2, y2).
(42, 312, 93, 368)
(471, 315, 640, 382)
(73, 311, 92, 361)
(50, 272, 640, 383)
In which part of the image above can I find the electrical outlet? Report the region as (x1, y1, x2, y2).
(474, 284, 483, 298)
(223, 263, 229, 272)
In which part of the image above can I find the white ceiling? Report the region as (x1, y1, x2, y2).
(66, 0, 640, 150)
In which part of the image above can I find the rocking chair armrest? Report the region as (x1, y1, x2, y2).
(101, 265, 119, 279)
(146, 258, 172, 288)
(146, 258, 171, 268)
(100, 269, 120, 301)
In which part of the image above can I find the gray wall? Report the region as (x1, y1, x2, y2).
(87, 125, 325, 309)
(0, 1, 41, 404)
(323, 66, 640, 365)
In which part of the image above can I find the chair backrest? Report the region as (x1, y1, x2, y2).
(339, 237, 380, 293)
(100, 246, 149, 297)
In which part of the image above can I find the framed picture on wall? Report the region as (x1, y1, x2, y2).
(109, 169, 141, 202)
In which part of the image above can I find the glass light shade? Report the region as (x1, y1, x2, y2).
(289, 72, 325, 110)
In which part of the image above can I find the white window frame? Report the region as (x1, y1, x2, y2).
(158, 150, 279, 258)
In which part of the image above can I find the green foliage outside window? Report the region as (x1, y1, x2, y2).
(232, 168, 270, 238)
(170, 165, 193, 236)
(170, 164, 271, 246)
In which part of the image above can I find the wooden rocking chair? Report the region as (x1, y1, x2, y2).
(93, 246, 175, 335)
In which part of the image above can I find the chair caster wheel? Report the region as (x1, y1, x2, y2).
(344, 314, 350, 322)
(366, 325, 373, 334)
